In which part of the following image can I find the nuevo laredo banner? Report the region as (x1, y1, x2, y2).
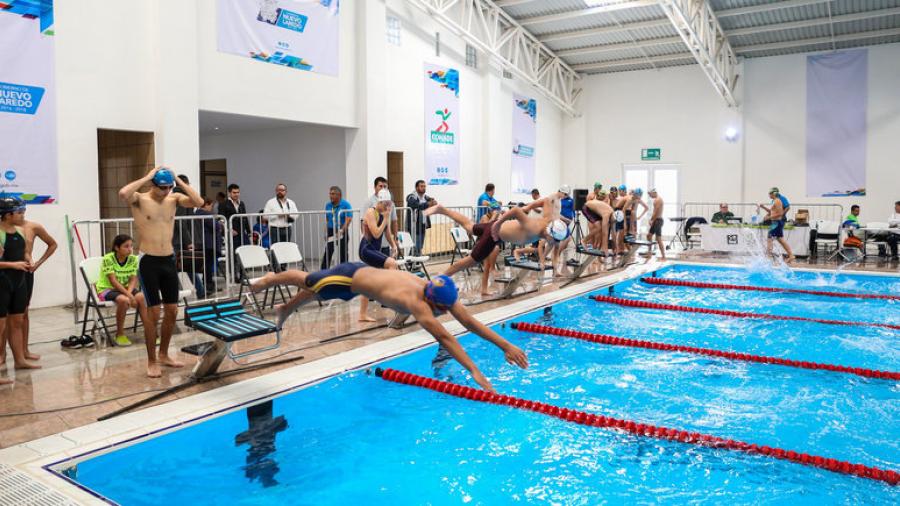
(0, 1, 57, 204)
(218, 0, 340, 76)
(511, 94, 536, 195)
(424, 63, 459, 186)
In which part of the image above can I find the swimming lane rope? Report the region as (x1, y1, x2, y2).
(374, 368, 898, 485)
(510, 322, 898, 381)
(641, 277, 900, 301)
(590, 295, 900, 331)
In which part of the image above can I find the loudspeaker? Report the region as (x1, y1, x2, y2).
(574, 189, 589, 212)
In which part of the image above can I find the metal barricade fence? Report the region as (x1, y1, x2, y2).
(69, 214, 230, 322)
(681, 202, 845, 226)
(227, 210, 362, 276)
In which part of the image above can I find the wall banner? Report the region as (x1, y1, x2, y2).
(806, 48, 867, 198)
(0, 0, 57, 204)
(511, 94, 536, 195)
(218, 0, 340, 76)
(424, 63, 459, 186)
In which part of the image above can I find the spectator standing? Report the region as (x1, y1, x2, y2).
(263, 183, 297, 244)
(220, 184, 250, 280)
(322, 186, 352, 269)
(476, 183, 500, 222)
(405, 180, 435, 255)
(365, 177, 398, 257)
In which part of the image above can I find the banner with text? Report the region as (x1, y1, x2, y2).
(0, 1, 57, 204)
(424, 63, 459, 186)
(806, 48, 867, 198)
(218, 0, 340, 76)
(511, 94, 536, 194)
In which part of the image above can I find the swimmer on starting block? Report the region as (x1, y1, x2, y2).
(581, 196, 613, 254)
(251, 264, 529, 391)
(425, 194, 569, 284)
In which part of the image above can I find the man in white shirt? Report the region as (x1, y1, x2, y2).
(874, 200, 900, 258)
(263, 183, 297, 244)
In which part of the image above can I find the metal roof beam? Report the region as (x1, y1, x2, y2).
(659, 0, 738, 107)
(494, 0, 538, 7)
(728, 6, 900, 36)
(575, 27, 900, 71)
(556, 36, 682, 58)
(518, 1, 657, 27)
(405, 0, 582, 115)
(539, 18, 671, 44)
(716, 0, 833, 18)
(736, 27, 900, 53)
(537, 0, 835, 44)
(543, 6, 900, 60)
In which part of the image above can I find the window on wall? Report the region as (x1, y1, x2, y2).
(465, 44, 477, 69)
(386, 15, 401, 46)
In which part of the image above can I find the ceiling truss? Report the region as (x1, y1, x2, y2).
(405, 0, 582, 115)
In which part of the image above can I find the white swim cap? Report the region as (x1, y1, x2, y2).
(546, 219, 569, 241)
(614, 210, 625, 223)
(558, 184, 571, 195)
(377, 189, 393, 202)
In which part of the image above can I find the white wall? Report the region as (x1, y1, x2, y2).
(744, 43, 900, 219)
(381, 0, 563, 207)
(199, 124, 348, 214)
(565, 64, 743, 206)
(567, 42, 900, 224)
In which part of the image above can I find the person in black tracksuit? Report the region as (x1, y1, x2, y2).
(405, 180, 435, 256)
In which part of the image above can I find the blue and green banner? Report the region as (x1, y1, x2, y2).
(218, 0, 340, 76)
(0, 0, 57, 204)
(511, 94, 536, 195)
(424, 63, 459, 186)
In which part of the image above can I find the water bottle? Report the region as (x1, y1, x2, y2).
(751, 214, 758, 225)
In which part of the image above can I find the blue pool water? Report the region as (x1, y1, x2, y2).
(64, 264, 899, 504)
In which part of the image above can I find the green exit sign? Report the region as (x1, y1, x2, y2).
(641, 148, 661, 161)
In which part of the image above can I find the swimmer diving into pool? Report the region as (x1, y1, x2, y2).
(251, 264, 529, 392)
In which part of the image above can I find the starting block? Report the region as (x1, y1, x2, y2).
(495, 256, 553, 299)
(185, 298, 281, 378)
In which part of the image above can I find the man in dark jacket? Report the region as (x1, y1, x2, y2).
(405, 180, 435, 255)
(220, 183, 251, 280)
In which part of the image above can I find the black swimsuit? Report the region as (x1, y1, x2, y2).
(0, 228, 28, 317)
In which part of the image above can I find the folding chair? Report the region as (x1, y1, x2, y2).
(813, 220, 840, 257)
(449, 226, 473, 274)
(236, 245, 286, 315)
(78, 257, 117, 346)
(269, 241, 321, 306)
(397, 231, 430, 279)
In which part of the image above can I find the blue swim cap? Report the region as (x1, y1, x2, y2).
(618, 184, 627, 191)
(425, 275, 458, 307)
(634, 188, 643, 196)
(152, 168, 175, 187)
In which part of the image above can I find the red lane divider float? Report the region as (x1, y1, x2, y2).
(375, 368, 899, 486)
(641, 277, 900, 301)
(591, 294, 900, 331)
(510, 322, 899, 381)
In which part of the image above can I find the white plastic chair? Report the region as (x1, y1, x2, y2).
(269, 241, 307, 271)
(236, 245, 285, 314)
(397, 231, 430, 279)
(814, 220, 840, 256)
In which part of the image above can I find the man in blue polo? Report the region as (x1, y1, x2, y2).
(322, 186, 352, 269)
(476, 183, 500, 222)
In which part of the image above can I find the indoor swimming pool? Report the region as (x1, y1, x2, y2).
(52, 264, 899, 504)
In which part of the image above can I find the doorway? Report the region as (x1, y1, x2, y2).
(200, 159, 228, 202)
(97, 129, 155, 220)
(622, 163, 680, 236)
(386, 151, 404, 208)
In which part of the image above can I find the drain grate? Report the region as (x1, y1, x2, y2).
(0, 464, 79, 506)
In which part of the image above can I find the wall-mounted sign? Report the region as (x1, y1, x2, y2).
(641, 148, 660, 161)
